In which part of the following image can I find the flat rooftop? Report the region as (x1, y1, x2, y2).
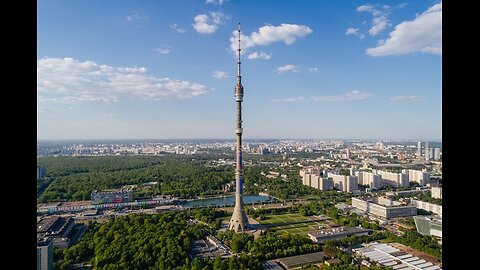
(277, 251, 327, 269)
(354, 242, 441, 270)
(309, 226, 372, 238)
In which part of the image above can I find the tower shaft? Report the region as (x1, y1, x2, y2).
(229, 23, 249, 232)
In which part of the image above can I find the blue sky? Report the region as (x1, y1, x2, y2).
(37, 0, 442, 140)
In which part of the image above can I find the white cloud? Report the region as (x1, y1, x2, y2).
(357, 4, 391, 36)
(390, 96, 423, 102)
(346, 28, 359, 36)
(369, 16, 390, 35)
(37, 57, 210, 105)
(270, 97, 306, 104)
(357, 5, 382, 16)
(193, 12, 228, 34)
(170, 23, 186, 33)
(212, 70, 228, 79)
(247, 52, 272, 60)
(366, 3, 442, 56)
(230, 23, 312, 53)
(309, 67, 319, 72)
(156, 48, 170, 54)
(103, 113, 116, 117)
(277, 64, 300, 74)
(205, 0, 226, 5)
(127, 12, 148, 22)
(396, 3, 408, 9)
(345, 27, 366, 40)
(311, 90, 371, 102)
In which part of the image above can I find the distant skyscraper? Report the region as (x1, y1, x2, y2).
(346, 148, 351, 159)
(417, 142, 422, 159)
(424, 141, 430, 160)
(228, 23, 249, 232)
(434, 148, 441, 160)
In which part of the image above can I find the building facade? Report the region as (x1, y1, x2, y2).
(308, 226, 372, 243)
(403, 169, 430, 186)
(411, 199, 442, 216)
(431, 186, 442, 199)
(356, 171, 382, 189)
(414, 216, 442, 238)
(37, 166, 46, 180)
(37, 237, 53, 270)
(377, 170, 409, 188)
(91, 188, 133, 205)
(351, 197, 417, 219)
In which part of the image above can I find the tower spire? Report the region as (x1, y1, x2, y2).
(237, 22, 241, 83)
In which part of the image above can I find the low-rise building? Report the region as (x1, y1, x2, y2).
(308, 226, 372, 243)
(411, 199, 442, 216)
(37, 216, 76, 248)
(91, 188, 133, 204)
(351, 197, 417, 219)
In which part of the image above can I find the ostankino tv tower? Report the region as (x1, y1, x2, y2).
(228, 22, 250, 232)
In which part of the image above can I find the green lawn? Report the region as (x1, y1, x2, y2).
(256, 213, 326, 235)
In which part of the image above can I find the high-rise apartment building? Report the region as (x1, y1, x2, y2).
(37, 237, 53, 270)
(417, 142, 422, 158)
(377, 170, 409, 188)
(355, 171, 382, 189)
(403, 169, 430, 186)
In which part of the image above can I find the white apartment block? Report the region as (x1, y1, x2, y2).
(402, 169, 430, 186)
(411, 199, 442, 216)
(329, 173, 359, 192)
(431, 186, 442, 199)
(355, 171, 382, 189)
(377, 170, 408, 188)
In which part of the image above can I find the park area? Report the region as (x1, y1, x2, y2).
(255, 213, 331, 235)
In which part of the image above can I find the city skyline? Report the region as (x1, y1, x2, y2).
(37, 0, 442, 140)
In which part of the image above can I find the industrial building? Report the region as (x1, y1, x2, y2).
(91, 188, 133, 204)
(354, 242, 441, 270)
(37, 216, 76, 248)
(37, 237, 53, 270)
(308, 226, 372, 243)
(414, 216, 442, 238)
(351, 197, 417, 219)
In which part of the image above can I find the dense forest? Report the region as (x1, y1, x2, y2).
(55, 211, 263, 270)
(37, 155, 318, 203)
(38, 156, 235, 202)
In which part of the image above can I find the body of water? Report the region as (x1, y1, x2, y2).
(182, 195, 275, 208)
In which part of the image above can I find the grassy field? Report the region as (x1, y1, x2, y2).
(256, 213, 328, 236)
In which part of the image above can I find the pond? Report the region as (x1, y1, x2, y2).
(182, 194, 276, 208)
